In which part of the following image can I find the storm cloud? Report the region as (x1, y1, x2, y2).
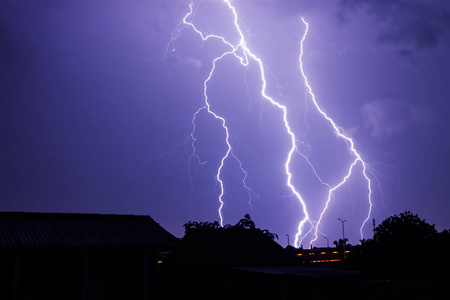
(338, 0, 450, 53)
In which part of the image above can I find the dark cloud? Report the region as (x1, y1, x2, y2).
(338, 0, 450, 53)
(247, 0, 327, 17)
(377, 19, 438, 52)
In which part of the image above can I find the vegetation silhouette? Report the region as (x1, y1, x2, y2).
(347, 211, 450, 280)
(333, 238, 349, 251)
(374, 211, 437, 244)
(183, 214, 279, 240)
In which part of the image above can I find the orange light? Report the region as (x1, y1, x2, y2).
(345, 250, 350, 253)
(296, 253, 303, 256)
(332, 251, 338, 254)
(320, 252, 327, 255)
(157, 260, 163, 264)
(312, 259, 342, 263)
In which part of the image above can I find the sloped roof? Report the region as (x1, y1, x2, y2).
(171, 228, 297, 267)
(0, 212, 179, 248)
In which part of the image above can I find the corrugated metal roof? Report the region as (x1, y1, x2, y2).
(0, 212, 179, 248)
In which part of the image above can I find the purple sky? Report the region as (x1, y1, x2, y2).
(2, 0, 450, 247)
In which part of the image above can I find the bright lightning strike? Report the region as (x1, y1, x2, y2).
(298, 18, 373, 246)
(174, 2, 260, 226)
(169, 1, 374, 247)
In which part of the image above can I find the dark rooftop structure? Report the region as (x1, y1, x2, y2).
(0, 211, 179, 248)
(166, 228, 297, 267)
(0, 211, 178, 300)
(162, 228, 359, 300)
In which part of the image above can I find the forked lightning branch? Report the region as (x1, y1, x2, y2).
(167, 0, 374, 248)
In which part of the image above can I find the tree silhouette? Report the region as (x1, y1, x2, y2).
(233, 214, 255, 229)
(183, 220, 221, 233)
(261, 229, 278, 241)
(373, 211, 436, 246)
(332, 238, 349, 251)
(183, 214, 278, 240)
(348, 211, 444, 279)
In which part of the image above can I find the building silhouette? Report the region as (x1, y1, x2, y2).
(161, 228, 358, 300)
(0, 212, 178, 300)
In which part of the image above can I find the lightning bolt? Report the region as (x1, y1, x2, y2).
(168, 1, 374, 246)
(173, 1, 261, 226)
(298, 19, 373, 245)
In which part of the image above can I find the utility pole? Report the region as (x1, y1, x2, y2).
(338, 218, 347, 260)
(324, 236, 329, 248)
(286, 234, 290, 247)
(338, 218, 347, 241)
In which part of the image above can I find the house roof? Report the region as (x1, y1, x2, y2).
(171, 228, 297, 267)
(0, 212, 179, 248)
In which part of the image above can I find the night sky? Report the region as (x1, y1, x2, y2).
(2, 0, 450, 247)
